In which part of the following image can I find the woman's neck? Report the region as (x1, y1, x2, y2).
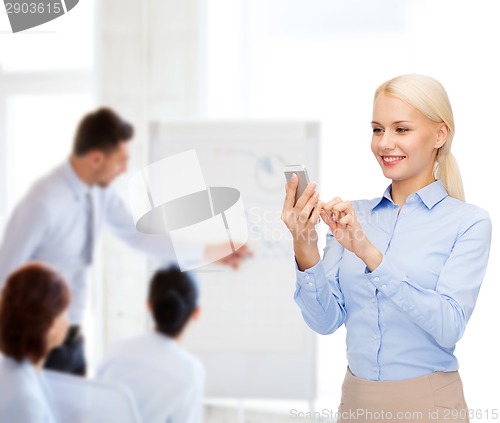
(391, 175, 436, 207)
(34, 359, 44, 373)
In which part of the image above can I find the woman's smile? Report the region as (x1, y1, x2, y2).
(381, 155, 407, 166)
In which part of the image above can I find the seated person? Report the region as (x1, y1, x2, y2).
(97, 266, 204, 423)
(0, 263, 70, 423)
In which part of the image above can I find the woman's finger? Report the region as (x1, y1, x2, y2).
(322, 208, 342, 233)
(308, 199, 322, 226)
(333, 200, 354, 214)
(283, 173, 298, 211)
(332, 209, 341, 224)
(299, 191, 319, 223)
(319, 209, 332, 230)
(295, 181, 317, 211)
(322, 197, 343, 213)
(319, 208, 329, 222)
(339, 213, 353, 226)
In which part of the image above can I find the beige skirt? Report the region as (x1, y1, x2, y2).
(338, 367, 469, 423)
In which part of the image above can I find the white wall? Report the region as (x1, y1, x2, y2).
(95, 0, 206, 356)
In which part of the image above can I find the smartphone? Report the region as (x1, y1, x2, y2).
(284, 164, 311, 206)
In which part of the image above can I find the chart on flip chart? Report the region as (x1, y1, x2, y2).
(150, 121, 319, 399)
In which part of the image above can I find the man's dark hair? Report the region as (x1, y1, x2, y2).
(73, 107, 134, 156)
(148, 266, 199, 338)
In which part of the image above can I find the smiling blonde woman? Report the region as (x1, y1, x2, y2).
(282, 74, 492, 422)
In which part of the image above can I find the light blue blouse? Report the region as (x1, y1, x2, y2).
(0, 356, 58, 423)
(294, 180, 492, 381)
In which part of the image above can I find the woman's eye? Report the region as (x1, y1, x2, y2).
(396, 127, 409, 133)
(372, 128, 383, 134)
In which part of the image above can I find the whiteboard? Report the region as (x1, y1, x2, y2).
(150, 121, 319, 400)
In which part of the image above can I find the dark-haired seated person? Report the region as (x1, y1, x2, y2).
(97, 266, 204, 423)
(0, 263, 70, 423)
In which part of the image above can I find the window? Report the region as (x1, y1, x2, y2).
(0, 0, 97, 366)
(5, 94, 93, 210)
(0, 0, 95, 227)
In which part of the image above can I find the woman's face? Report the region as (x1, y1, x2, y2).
(371, 93, 447, 186)
(47, 309, 69, 351)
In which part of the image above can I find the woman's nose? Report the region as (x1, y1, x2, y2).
(377, 133, 396, 150)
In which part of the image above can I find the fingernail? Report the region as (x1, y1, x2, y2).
(291, 173, 297, 181)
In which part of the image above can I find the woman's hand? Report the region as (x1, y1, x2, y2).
(281, 173, 321, 270)
(320, 198, 383, 271)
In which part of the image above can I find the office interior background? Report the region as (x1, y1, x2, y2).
(1, 0, 499, 421)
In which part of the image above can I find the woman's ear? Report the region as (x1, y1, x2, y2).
(191, 306, 201, 321)
(46, 323, 57, 345)
(435, 122, 449, 149)
(46, 311, 69, 350)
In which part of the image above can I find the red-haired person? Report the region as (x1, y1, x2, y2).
(0, 263, 70, 423)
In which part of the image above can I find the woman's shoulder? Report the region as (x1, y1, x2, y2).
(440, 197, 492, 236)
(443, 195, 490, 216)
(351, 192, 491, 218)
(0, 359, 52, 417)
(0, 357, 33, 386)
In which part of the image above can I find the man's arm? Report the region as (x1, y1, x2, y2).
(0, 198, 50, 288)
(104, 188, 204, 267)
(105, 188, 251, 269)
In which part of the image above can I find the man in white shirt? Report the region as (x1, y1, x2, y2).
(0, 108, 249, 375)
(97, 266, 204, 423)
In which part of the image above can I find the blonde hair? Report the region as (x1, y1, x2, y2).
(375, 74, 465, 201)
